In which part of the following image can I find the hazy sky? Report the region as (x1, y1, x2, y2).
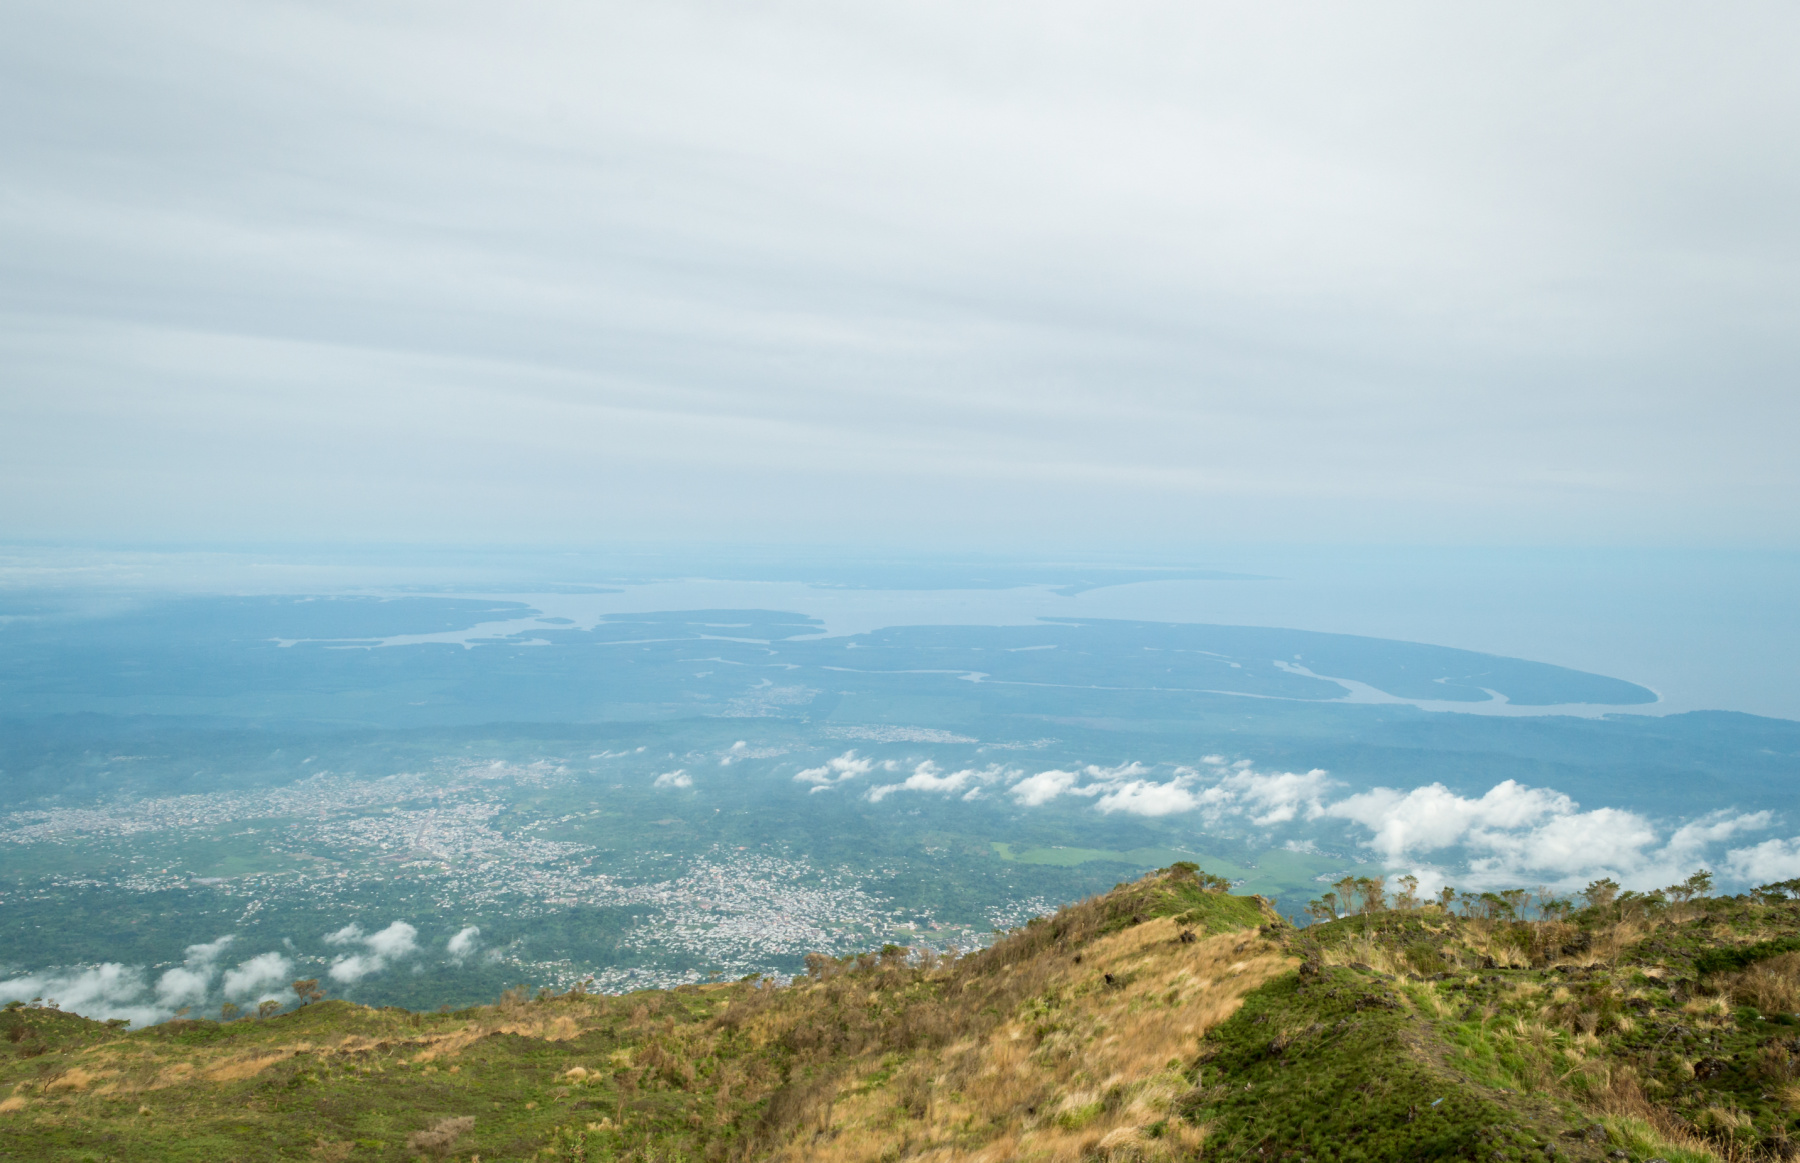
(3, 2, 1798, 549)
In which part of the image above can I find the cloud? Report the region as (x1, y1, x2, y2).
(222, 952, 293, 1000)
(1009, 769, 1078, 806)
(794, 751, 875, 787)
(154, 933, 236, 1009)
(154, 966, 213, 1009)
(1206, 768, 1334, 826)
(1325, 780, 1574, 861)
(1094, 779, 1201, 817)
(0, 936, 292, 1027)
(365, 921, 419, 959)
(0, 964, 163, 1029)
(654, 768, 693, 788)
(325, 920, 420, 984)
(1726, 837, 1800, 883)
(867, 761, 1010, 803)
(1322, 781, 1775, 890)
(446, 926, 481, 963)
(184, 935, 236, 963)
(990, 753, 1782, 892)
(9, 4, 1798, 549)
(997, 759, 1331, 822)
(328, 956, 381, 984)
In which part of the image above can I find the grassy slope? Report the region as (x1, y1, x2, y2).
(2, 872, 1798, 1162)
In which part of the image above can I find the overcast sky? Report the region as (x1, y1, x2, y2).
(3, 1, 1797, 549)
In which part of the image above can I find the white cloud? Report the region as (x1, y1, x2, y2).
(1727, 837, 1800, 883)
(1321, 780, 1774, 890)
(183, 935, 236, 964)
(0, 964, 163, 1029)
(1009, 768, 1078, 806)
(0, 939, 287, 1027)
(1326, 780, 1572, 861)
(222, 952, 293, 1000)
(794, 751, 874, 787)
(1094, 779, 1201, 817)
(654, 768, 693, 788)
(364, 921, 419, 960)
(325, 919, 420, 984)
(154, 966, 213, 1009)
(328, 955, 380, 984)
(1212, 768, 1334, 826)
(152, 933, 237, 1009)
(1669, 811, 1773, 854)
(990, 752, 1782, 892)
(867, 761, 1009, 803)
(446, 926, 481, 962)
(996, 759, 1330, 821)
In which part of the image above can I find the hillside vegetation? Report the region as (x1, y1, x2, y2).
(4, 866, 1800, 1162)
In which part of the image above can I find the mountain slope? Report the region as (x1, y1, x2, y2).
(3, 868, 1798, 1162)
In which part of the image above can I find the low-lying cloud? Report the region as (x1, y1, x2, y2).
(0, 935, 289, 1027)
(222, 951, 293, 1001)
(794, 750, 880, 791)
(867, 761, 1009, 803)
(325, 920, 420, 984)
(446, 925, 481, 963)
(833, 747, 1789, 892)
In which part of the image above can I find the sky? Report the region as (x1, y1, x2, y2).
(3, 2, 1799, 549)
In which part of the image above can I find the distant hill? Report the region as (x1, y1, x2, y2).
(3, 867, 1797, 1161)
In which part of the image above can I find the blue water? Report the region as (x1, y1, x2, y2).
(2, 544, 1795, 719)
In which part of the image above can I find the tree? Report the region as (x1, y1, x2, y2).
(1667, 869, 1713, 903)
(218, 1002, 240, 1022)
(1332, 876, 1359, 913)
(1393, 875, 1420, 911)
(1304, 893, 1340, 923)
(1752, 878, 1800, 903)
(256, 1000, 281, 1019)
(1436, 886, 1457, 912)
(291, 979, 323, 1006)
(1581, 878, 1619, 910)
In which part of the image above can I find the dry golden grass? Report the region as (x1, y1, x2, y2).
(763, 917, 1291, 1163)
(1722, 952, 1800, 1013)
(1581, 1061, 1725, 1161)
(204, 1053, 289, 1083)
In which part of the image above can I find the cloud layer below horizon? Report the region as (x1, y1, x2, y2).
(797, 749, 1800, 894)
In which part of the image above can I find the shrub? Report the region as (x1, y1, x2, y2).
(405, 1116, 474, 1158)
